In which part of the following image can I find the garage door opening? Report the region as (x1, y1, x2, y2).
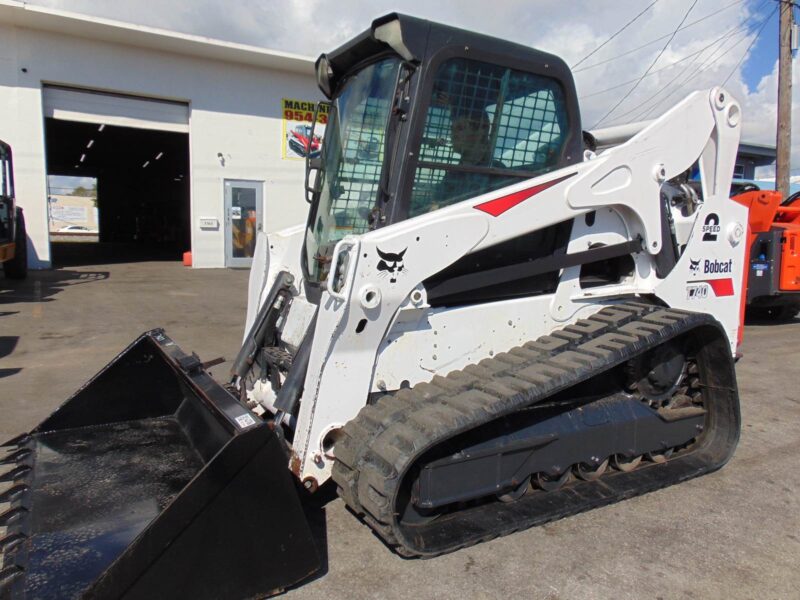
(43, 87, 190, 266)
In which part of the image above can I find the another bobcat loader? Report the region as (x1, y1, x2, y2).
(1, 14, 747, 598)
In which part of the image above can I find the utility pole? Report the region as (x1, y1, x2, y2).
(776, 0, 794, 198)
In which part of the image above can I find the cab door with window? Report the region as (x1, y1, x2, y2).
(404, 57, 576, 305)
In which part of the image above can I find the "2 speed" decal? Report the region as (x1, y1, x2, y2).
(701, 213, 721, 242)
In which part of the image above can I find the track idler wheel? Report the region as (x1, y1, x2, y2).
(497, 476, 531, 503)
(646, 449, 674, 464)
(535, 469, 571, 491)
(574, 458, 609, 481)
(612, 454, 643, 472)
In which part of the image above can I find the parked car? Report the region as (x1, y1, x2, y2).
(58, 225, 94, 232)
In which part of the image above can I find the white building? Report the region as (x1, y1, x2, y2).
(0, 0, 319, 268)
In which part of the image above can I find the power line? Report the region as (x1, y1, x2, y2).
(571, 0, 660, 69)
(609, 38, 739, 122)
(635, 4, 778, 122)
(592, 0, 699, 128)
(576, 0, 773, 112)
(629, 34, 743, 121)
(722, 6, 777, 85)
(579, 18, 745, 100)
(627, 30, 745, 122)
(602, 1, 775, 125)
(632, 28, 756, 121)
(603, 12, 760, 124)
(574, 0, 748, 73)
(579, 43, 725, 100)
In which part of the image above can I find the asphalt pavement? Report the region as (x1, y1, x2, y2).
(1, 262, 798, 600)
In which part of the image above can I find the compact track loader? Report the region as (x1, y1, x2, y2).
(2, 14, 748, 598)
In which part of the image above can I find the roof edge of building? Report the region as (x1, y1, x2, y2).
(0, 0, 315, 75)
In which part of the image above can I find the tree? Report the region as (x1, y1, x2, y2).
(71, 182, 98, 206)
(71, 184, 97, 197)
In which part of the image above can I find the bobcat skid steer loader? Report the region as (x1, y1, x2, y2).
(1, 13, 748, 599)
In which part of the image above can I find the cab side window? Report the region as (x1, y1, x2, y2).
(0, 149, 8, 198)
(410, 58, 570, 217)
(0, 149, 10, 238)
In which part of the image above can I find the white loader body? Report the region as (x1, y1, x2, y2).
(244, 87, 746, 486)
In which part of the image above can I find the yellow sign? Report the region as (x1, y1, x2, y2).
(282, 98, 328, 160)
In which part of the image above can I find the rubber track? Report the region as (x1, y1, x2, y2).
(331, 301, 726, 557)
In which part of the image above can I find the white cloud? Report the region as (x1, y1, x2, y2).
(26, 0, 796, 172)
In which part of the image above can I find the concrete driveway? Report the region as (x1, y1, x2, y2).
(1, 263, 798, 599)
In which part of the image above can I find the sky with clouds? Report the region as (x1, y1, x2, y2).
(30, 0, 798, 181)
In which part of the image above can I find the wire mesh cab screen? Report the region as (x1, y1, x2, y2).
(329, 97, 389, 234)
(410, 58, 570, 217)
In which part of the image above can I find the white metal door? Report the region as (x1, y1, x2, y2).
(224, 180, 263, 268)
(42, 86, 189, 132)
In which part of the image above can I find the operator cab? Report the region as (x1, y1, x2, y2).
(304, 13, 583, 295)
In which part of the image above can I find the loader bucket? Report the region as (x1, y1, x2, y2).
(0, 330, 320, 599)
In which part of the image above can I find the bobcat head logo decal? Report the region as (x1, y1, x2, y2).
(376, 247, 407, 283)
(689, 258, 701, 274)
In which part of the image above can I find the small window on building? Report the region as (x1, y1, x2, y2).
(733, 164, 745, 179)
(410, 58, 570, 217)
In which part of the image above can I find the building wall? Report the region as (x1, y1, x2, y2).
(0, 22, 318, 267)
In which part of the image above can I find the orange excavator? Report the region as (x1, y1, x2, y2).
(734, 189, 800, 320)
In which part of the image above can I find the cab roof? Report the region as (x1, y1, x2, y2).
(315, 13, 573, 99)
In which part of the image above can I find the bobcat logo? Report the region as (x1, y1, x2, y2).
(376, 247, 407, 283)
(689, 258, 701, 274)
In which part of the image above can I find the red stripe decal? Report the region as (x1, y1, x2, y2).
(474, 173, 576, 217)
(700, 278, 735, 297)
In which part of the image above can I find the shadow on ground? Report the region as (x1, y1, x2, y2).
(744, 313, 799, 326)
(0, 336, 18, 359)
(0, 269, 109, 304)
(0, 335, 21, 378)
